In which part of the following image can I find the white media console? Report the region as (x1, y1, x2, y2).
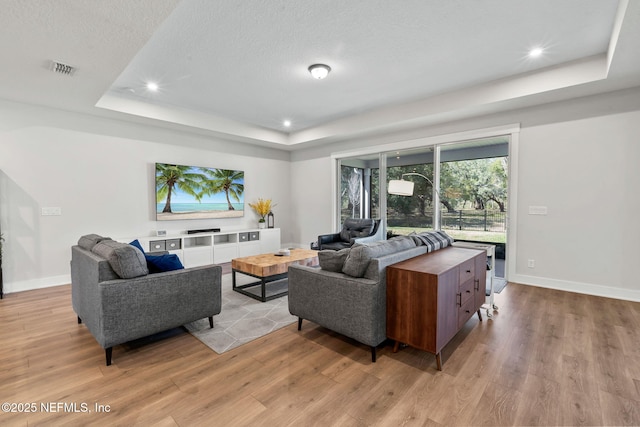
(129, 228, 281, 268)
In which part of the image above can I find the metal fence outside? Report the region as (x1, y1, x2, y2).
(441, 209, 506, 232)
(386, 209, 506, 233)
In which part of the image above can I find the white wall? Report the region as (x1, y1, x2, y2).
(290, 89, 640, 301)
(513, 110, 640, 299)
(289, 156, 335, 246)
(0, 100, 291, 293)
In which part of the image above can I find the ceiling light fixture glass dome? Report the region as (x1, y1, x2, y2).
(308, 64, 331, 80)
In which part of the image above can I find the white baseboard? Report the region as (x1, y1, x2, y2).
(509, 273, 640, 302)
(3, 274, 70, 295)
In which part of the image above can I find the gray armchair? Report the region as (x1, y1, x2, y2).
(71, 235, 222, 366)
(317, 218, 383, 250)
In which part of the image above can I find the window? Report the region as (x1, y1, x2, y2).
(335, 129, 515, 280)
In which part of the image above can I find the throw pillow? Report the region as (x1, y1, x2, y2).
(92, 240, 148, 279)
(129, 239, 145, 253)
(318, 248, 350, 272)
(145, 254, 184, 273)
(78, 234, 111, 251)
(341, 244, 371, 277)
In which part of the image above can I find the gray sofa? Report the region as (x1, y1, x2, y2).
(71, 234, 222, 366)
(288, 231, 454, 362)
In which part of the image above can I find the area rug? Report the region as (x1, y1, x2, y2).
(184, 273, 296, 354)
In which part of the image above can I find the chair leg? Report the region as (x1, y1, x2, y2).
(298, 317, 303, 331)
(77, 316, 82, 324)
(371, 346, 377, 363)
(208, 316, 214, 328)
(105, 347, 112, 366)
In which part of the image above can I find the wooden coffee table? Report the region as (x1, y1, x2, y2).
(231, 249, 319, 302)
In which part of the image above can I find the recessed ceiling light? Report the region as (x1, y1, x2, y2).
(146, 82, 159, 91)
(308, 64, 331, 80)
(528, 47, 544, 58)
(283, 120, 291, 127)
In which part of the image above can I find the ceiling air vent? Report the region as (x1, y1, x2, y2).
(51, 61, 75, 75)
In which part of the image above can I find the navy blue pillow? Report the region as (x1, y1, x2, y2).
(145, 254, 184, 273)
(129, 239, 145, 253)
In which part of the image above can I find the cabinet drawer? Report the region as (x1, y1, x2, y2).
(165, 239, 181, 250)
(459, 259, 475, 284)
(239, 232, 249, 242)
(458, 296, 476, 329)
(249, 231, 260, 241)
(149, 240, 166, 251)
(459, 277, 475, 306)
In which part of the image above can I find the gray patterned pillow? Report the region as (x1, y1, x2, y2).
(78, 234, 111, 251)
(341, 244, 371, 277)
(318, 248, 351, 272)
(91, 240, 148, 279)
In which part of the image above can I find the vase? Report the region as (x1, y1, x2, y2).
(258, 222, 266, 229)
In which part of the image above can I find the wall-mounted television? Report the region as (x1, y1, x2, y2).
(155, 162, 244, 221)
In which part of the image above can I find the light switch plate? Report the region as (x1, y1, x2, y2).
(528, 206, 548, 215)
(41, 207, 62, 216)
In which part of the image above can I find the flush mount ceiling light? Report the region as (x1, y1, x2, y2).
(308, 64, 331, 80)
(146, 82, 159, 91)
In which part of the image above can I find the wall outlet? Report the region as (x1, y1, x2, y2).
(527, 259, 535, 268)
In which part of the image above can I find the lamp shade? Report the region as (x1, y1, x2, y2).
(388, 179, 414, 196)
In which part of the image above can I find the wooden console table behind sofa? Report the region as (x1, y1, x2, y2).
(386, 246, 486, 370)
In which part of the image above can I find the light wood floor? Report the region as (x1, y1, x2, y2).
(1, 282, 639, 426)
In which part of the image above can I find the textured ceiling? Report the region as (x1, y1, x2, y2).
(2, 0, 640, 150)
(107, 0, 618, 130)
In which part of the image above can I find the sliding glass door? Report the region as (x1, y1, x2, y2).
(335, 136, 509, 279)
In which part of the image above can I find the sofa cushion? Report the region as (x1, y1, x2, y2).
(91, 240, 148, 279)
(368, 236, 416, 258)
(342, 236, 416, 278)
(410, 230, 454, 252)
(78, 234, 111, 251)
(318, 248, 350, 272)
(146, 254, 184, 273)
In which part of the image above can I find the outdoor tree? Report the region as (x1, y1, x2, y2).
(346, 168, 362, 217)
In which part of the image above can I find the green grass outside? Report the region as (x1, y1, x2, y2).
(388, 227, 506, 244)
